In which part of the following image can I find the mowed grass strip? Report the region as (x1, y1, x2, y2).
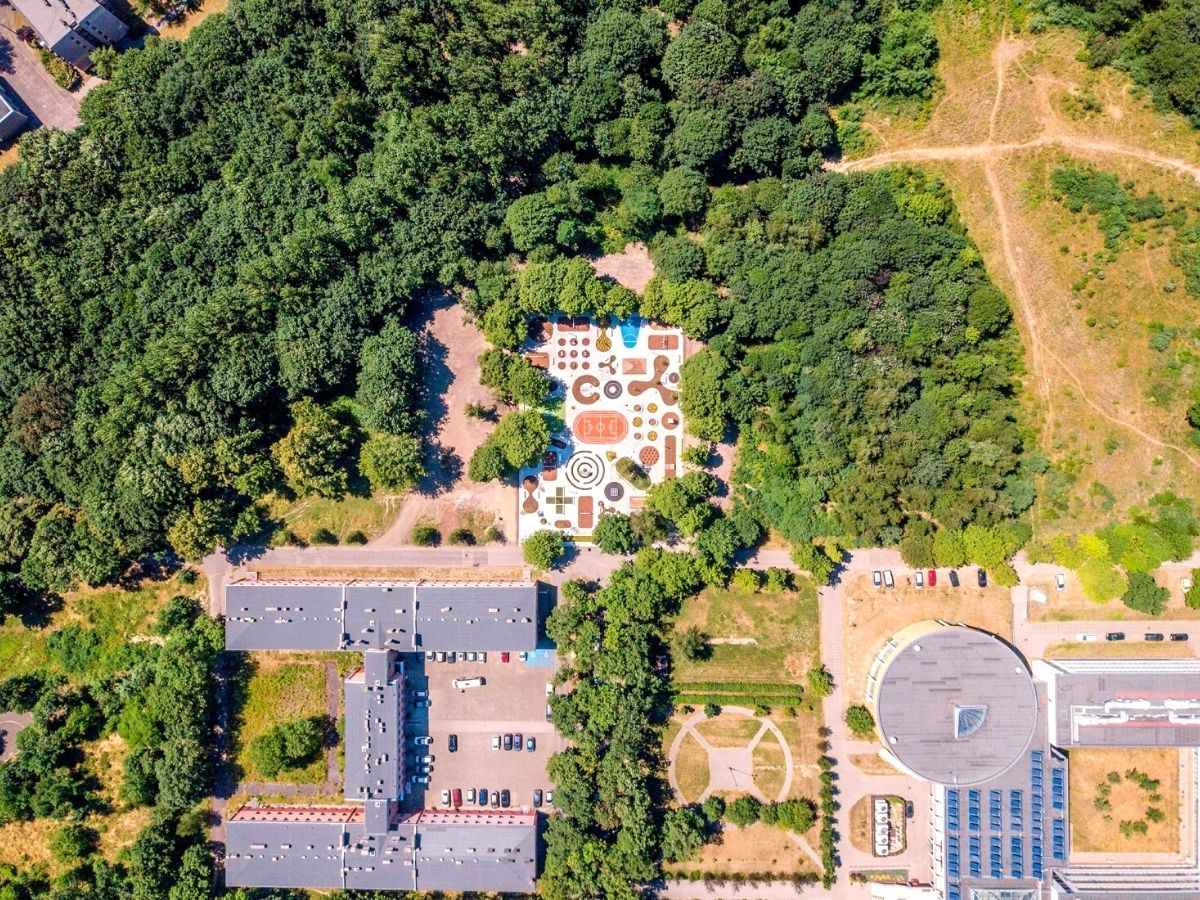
(752, 731, 787, 800)
(694, 716, 764, 748)
(674, 733, 710, 804)
(234, 657, 329, 784)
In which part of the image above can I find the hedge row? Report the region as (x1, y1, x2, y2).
(675, 693, 804, 708)
(674, 681, 802, 695)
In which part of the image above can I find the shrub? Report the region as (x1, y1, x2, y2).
(615, 457, 651, 490)
(703, 702, 720, 718)
(249, 718, 324, 778)
(592, 512, 637, 555)
(522, 529, 565, 569)
(726, 795, 762, 827)
(682, 444, 710, 467)
(701, 796, 725, 822)
(672, 625, 710, 661)
(345, 530, 369, 545)
(1186, 569, 1200, 609)
(411, 523, 440, 546)
(177, 568, 198, 585)
(729, 568, 761, 593)
(1122, 572, 1168, 615)
(447, 528, 476, 546)
(807, 666, 834, 699)
(845, 705, 876, 737)
(310, 527, 337, 545)
(764, 567, 793, 592)
(481, 525, 504, 544)
(51, 822, 98, 865)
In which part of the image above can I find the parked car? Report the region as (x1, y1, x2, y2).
(977, 569, 988, 588)
(411, 689, 428, 700)
(478, 787, 488, 806)
(447, 651, 456, 664)
(905, 801, 914, 819)
(1146, 633, 1165, 642)
(452, 677, 484, 689)
(479, 652, 487, 663)
(415, 764, 431, 775)
(501, 789, 511, 807)
(872, 571, 882, 589)
(914, 571, 924, 589)
(1076, 633, 1096, 642)
(452, 788, 462, 807)
(417, 755, 434, 764)
(1184, 578, 1194, 592)
(1106, 632, 1126, 642)
(413, 699, 431, 708)
(546, 704, 553, 721)
(927, 569, 937, 587)
(519, 651, 528, 661)
(436, 651, 447, 663)
(533, 789, 543, 808)
(526, 736, 536, 752)
(1056, 573, 1066, 592)
(466, 652, 476, 662)
(425, 651, 435, 661)
(503, 733, 513, 751)
(546, 682, 554, 695)
(466, 788, 476, 804)
(492, 735, 501, 749)
(448, 734, 458, 752)
(441, 789, 450, 806)
(413, 736, 433, 747)
(409, 775, 430, 784)
(883, 570, 895, 588)
(501, 651, 510, 663)
(1172, 633, 1190, 642)
(547, 791, 554, 805)
(948, 570, 960, 588)
(514, 732, 524, 751)
(490, 791, 500, 808)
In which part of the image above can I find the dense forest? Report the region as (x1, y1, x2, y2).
(1037, 0, 1200, 123)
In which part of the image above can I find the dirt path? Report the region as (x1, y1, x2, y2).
(830, 24, 1200, 473)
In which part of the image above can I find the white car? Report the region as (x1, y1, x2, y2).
(546, 681, 554, 695)
(417, 754, 434, 764)
(413, 736, 433, 747)
(466, 788, 476, 804)
(436, 651, 446, 663)
(478, 651, 486, 663)
(452, 677, 484, 689)
(1077, 633, 1097, 642)
(1056, 573, 1066, 592)
(492, 735, 501, 749)
(441, 789, 451, 806)
(425, 651, 435, 661)
(914, 571, 924, 589)
(872, 571, 882, 589)
(883, 570, 895, 588)
(466, 651, 476, 662)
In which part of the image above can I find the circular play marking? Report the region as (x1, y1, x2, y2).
(604, 380, 622, 399)
(604, 481, 625, 501)
(564, 451, 606, 490)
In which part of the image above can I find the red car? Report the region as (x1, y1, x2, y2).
(452, 788, 462, 808)
(927, 569, 937, 587)
(501, 651, 510, 663)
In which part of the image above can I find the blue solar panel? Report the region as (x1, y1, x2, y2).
(1052, 819, 1067, 860)
(990, 835, 1003, 878)
(1032, 749, 1044, 765)
(1051, 768, 1065, 810)
(969, 836, 981, 877)
(948, 886, 960, 900)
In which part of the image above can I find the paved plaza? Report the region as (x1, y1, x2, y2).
(518, 314, 685, 540)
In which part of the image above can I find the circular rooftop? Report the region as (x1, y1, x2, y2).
(873, 626, 1037, 786)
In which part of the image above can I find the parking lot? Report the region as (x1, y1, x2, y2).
(403, 651, 563, 813)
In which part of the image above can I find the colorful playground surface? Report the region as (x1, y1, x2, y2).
(517, 314, 686, 540)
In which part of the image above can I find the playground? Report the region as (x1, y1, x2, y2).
(517, 314, 685, 540)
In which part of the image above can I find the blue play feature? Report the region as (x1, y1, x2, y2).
(617, 315, 642, 348)
(523, 649, 557, 668)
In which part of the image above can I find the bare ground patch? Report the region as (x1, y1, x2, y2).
(590, 242, 655, 294)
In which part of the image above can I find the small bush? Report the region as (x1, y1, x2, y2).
(481, 525, 504, 544)
(310, 527, 337, 545)
(448, 528, 476, 546)
(411, 523, 440, 546)
(701, 796, 725, 822)
(726, 795, 762, 827)
(177, 568, 198, 585)
(703, 702, 720, 718)
(345, 530, 369, 545)
(729, 568, 761, 594)
(845, 705, 876, 737)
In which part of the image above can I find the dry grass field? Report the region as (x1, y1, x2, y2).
(663, 821, 819, 878)
(840, 0, 1200, 538)
(233, 655, 330, 784)
(751, 730, 787, 800)
(694, 716, 763, 748)
(1069, 748, 1182, 854)
(673, 732, 709, 804)
(1047, 640, 1195, 659)
(842, 573, 1013, 700)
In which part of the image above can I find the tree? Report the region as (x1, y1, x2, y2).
(845, 705, 876, 737)
(661, 807, 706, 862)
(1186, 570, 1200, 609)
(671, 625, 709, 661)
(807, 665, 834, 699)
(523, 530, 565, 569)
(700, 796, 725, 822)
(168, 499, 233, 561)
(505, 193, 561, 252)
(592, 512, 637, 555)
(658, 167, 709, 222)
(273, 399, 355, 498)
(411, 523, 440, 546)
(356, 321, 420, 435)
(468, 412, 551, 483)
(1121, 572, 1169, 615)
(51, 822, 98, 865)
(725, 795, 762, 827)
(359, 433, 424, 492)
(774, 798, 817, 833)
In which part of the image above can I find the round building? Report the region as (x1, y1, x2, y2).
(867, 622, 1038, 786)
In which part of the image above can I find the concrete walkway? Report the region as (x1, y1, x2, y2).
(667, 707, 794, 804)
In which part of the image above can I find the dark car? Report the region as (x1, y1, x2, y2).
(948, 570, 960, 588)
(905, 801, 914, 819)
(513, 732, 523, 751)
(503, 733, 513, 751)
(1172, 633, 1190, 642)
(478, 786, 488, 806)
(977, 568, 988, 588)
(1145, 633, 1165, 642)
(490, 791, 500, 808)
(533, 789, 543, 808)
(501, 789, 511, 807)
(448, 733, 458, 753)
(1106, 632, 1126, 641)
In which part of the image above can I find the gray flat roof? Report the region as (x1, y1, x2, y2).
(225, 581, 539, 652)
(344, 652, 404, 804)
(226, 808, 537, 892)
(876, 628, 1038, 786)
(9, 0, 124, 48)
(1047, 662, 1200, 747)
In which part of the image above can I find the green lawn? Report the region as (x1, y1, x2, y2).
(233, 657, 330, 785)
(266, 493, 392, 544)
(672, 581, 820, 684)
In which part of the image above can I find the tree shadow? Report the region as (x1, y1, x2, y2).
(11, 586, 61, 628)
(0, 38, 13, 75)
(410, 290, 461, 497)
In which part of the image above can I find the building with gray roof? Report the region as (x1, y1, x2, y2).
(9, 0, 127, 70)
(225, 580, 538, 653)
(0, 87, 27, 145)
(869, 624, 1200, 900)
(223, 578, 542, 892)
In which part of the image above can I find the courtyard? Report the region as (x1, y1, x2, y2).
(517, 314, 685, 540)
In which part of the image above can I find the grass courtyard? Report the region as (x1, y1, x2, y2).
(1069, 748, 1182, 854)
(232, 654, 333, 785)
